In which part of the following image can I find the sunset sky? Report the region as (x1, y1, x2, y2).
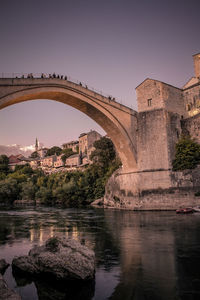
(0, 0, 200, 150)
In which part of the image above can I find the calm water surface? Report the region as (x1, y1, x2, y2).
(0, 206, 200, 300)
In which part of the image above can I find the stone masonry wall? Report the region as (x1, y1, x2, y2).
(162, 83, 185, 116)
(181, 112, 200, 144)
(136, 79, 164, 112)
(137, 109, 170, 171)
(166, 112, 182, 167)
(136, 79, 184, 116)
(104, 167, 200, 210)
(183, 84, 200, 117)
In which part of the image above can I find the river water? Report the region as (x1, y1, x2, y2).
(0, 206, 200, 300)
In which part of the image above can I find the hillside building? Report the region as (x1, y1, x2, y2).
(40, 155, 57, 168)
(79, 130, 101, 163)
(8, 154, 29, 170)
(62, 140, 79, 153)
(37, 148, 48, 158)
(66, 154, 80, 167)
(54, 155, 64, 168)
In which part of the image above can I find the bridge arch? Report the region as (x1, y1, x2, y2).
(0, 79, 138, 171)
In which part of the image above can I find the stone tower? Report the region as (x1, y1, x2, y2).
(193, 52, 200, 78)
(35, 138, 39, 152)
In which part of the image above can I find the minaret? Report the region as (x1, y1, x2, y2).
(35, 138, 39, 152)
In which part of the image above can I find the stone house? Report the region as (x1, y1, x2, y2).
(40, 155, 57, 168)
(79, 130, 101, 162)
(37, 148, 48, 158)
(81, 154, 89, 165)
(66, 154, 80, 167)
(8, 154, 29, 170)
(29, 158, 40, 169)
(54, 155, 64, 168)
(62, 140, 79, 153)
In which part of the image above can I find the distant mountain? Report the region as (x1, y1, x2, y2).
(0, 143, 43, 157)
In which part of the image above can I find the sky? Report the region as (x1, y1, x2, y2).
(0, 0, 200, 151)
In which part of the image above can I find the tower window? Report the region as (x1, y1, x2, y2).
(147, 98, 152, 107)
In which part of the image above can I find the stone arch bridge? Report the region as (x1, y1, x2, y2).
(0, 77, 138, 172)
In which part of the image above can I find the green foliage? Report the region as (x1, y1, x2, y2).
(45, 146, 62, 157)
(15, 164, 33, 175)
(8, 172, 28, 183)
(0, 178, 20, 203)
(20, 181, 36, 200)
(62, 148, 76, 156)
(0, 172, 6, 180)
(30, 151, 39, 159)
(0, 137, 121, 207)
(76, 145, 79, 153)
(61, 148, 75, 165)
(0, 155, 9, 164)
(35, 186, 53, 204)
(172, 136, 200, 171)
(90, 137, 116, 167)
(0, 155, 9, 175)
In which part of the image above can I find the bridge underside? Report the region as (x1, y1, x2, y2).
(0, 82, 138, 171)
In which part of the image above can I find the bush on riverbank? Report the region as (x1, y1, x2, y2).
(0, 138, 121, 206)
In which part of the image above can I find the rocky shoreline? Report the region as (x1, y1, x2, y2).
(0, 237, 95, 300)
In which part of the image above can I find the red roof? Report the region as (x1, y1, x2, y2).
(8, 154, 27, 164)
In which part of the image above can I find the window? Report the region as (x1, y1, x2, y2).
(147, 98, 152, 107)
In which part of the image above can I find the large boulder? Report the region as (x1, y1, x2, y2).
(0, 274, 21, 300)
(0, 259, 9, 275)
(12, 237, 95, 281)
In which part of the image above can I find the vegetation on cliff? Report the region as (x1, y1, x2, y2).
(0, 137, 121, 206)
(172, 135, 200, 171)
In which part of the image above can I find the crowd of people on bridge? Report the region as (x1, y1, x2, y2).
(17, 73, 68, 80)
(14, 73, 116, 102)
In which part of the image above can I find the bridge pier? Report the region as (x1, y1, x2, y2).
(104, 167, 200, 210)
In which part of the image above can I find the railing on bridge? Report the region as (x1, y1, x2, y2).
(0, 72, 124, 104)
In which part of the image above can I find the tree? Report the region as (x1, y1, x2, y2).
(35, 186, 53, 204)
(0, 155, 9, 174)
(61, 148, 75, 165)
(90, 137, 116, 167)
(21, 181, 36, 200)
(0, 178, 20, 203)
(172, 136, 200, 171)
(30, 151, 39, 159)
(15, 164, 33, 175)
(45, 146, 62, 157)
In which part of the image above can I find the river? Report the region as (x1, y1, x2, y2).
(0, 206, 200, 300)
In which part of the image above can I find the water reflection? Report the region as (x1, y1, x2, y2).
(13, 269, 95, 300)
(0, 207, 200, 299)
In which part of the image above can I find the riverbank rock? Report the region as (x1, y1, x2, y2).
(90, 198, 104, 207)
(0, 274, 21, 300)
(0, 259, 9, 274)
(12, 237, 95, 281)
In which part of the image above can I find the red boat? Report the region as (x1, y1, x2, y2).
(176, 207, 194, 214)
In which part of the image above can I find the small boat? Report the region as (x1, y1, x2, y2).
(176, 207, 194, 214)
(193, 206, 200, 212)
